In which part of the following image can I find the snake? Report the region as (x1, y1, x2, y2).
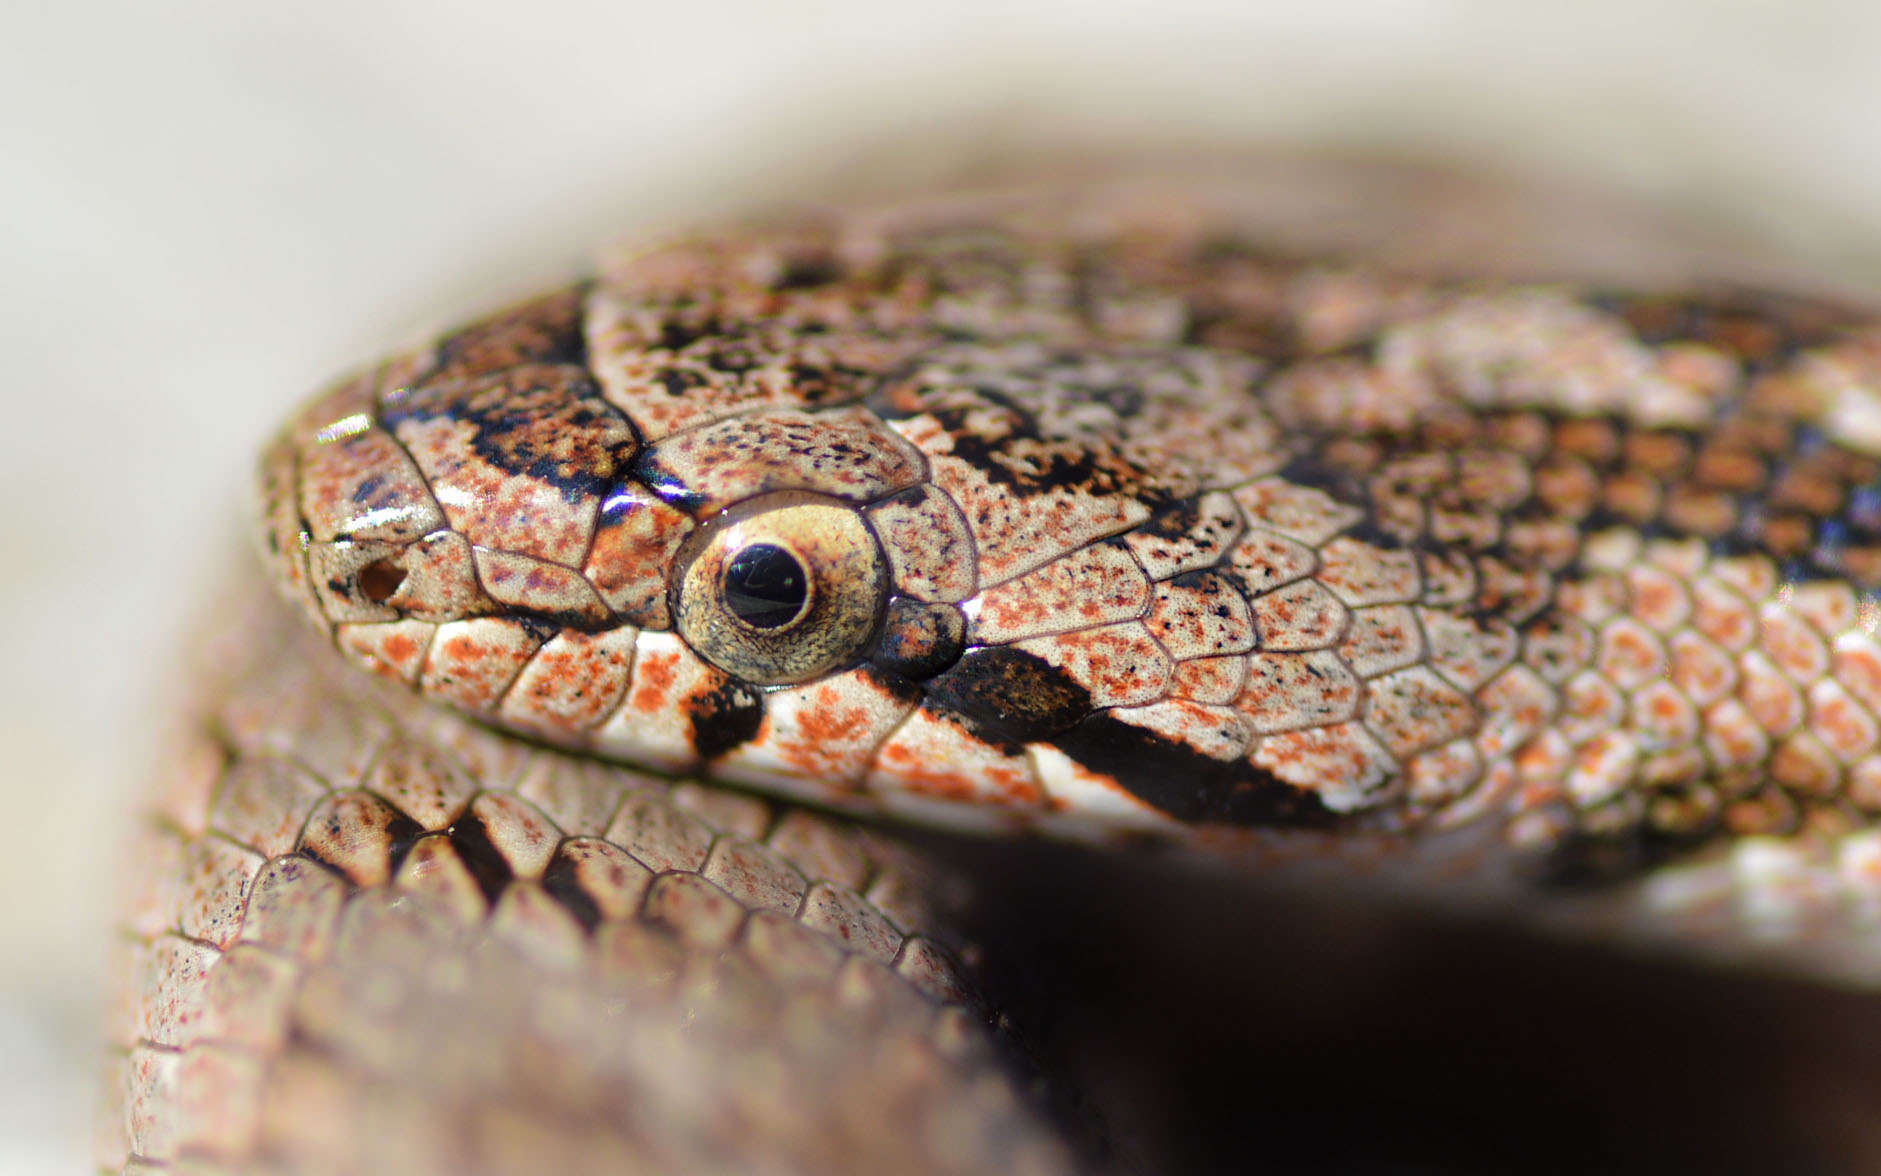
(103, 167, 1881, 1173)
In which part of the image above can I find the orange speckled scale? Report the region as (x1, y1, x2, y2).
(866, 708, 1045, 816)
(1014, 624, 1174, 708)
(497, 624, 638, 736)
(1145, 573, 1257, 659)
(110, 172, 1881, 1172)
(968, 540, 1151, 643)
(715, 670, 918, 791)
(1235, 650, 1361, 733)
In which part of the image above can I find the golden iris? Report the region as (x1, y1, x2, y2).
(672, 493, 887, 684)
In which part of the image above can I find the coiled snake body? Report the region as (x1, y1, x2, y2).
(105, 170, 1881, 1173)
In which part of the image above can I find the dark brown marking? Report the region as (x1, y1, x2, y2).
(921, 646, 1093, 747)
(428, 285, 592, 384)
(297, 805, 427, 886)
(540, 848, 603, 934)
(1052, 714, 1336, 827)
(687, 677, 766, 761)
(445, 810, 517, 906)
(383, 364, 639, 503)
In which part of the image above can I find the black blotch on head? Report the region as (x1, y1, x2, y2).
(687, 676, 766, 761)
(1133, 499, 1201, 537)
(382, 366, 638, 505)
(446, 811, 518, 905)
(540, 849, 603, 934)
(943, 416, 1173, 507)
(870, 599, 968, 680)
(922, 646, 1092, 748)
(432, 284, 592, 378)
(1051, 714, 1337, 828)
(863, 377, 1176, 511)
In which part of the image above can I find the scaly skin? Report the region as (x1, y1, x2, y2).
(105, 581, 1069, 1174)
(110, 171, 1881, 1172)
(262, 179, 1881, 868)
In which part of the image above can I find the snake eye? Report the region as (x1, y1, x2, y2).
(673, 494, 888, 685)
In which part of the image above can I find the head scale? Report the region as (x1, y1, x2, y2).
(257, 204, 1362, 839)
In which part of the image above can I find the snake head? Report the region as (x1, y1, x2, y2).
(251, 178, 1881, 893)
(256, 213, 1373, 839)
(252, 258, 1041, 818)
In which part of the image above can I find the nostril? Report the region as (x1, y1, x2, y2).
(358, 559, 407, 604)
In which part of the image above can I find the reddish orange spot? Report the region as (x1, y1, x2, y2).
(985, 765, 1040, 803)
(796, 690, 868, 746)
(896, 766, 980, 801)
(382, 633, 418, 663)
(763, 688, 879, 778)
(632, 651, 679, 712)
(442, 636, 488, 663)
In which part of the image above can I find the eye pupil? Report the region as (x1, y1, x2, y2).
(722, 543, 809, 629)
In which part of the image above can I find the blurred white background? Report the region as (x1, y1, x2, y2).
(4, 1, 1881, 1169)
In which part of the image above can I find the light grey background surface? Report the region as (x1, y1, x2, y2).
(4, 2, 1880, 1169)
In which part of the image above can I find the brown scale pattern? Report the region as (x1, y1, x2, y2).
(137, 173, 1881, 1173)
(1304, 403, 1881, 588)
(103, 586, 1067, 1175)
(256, 183, 1881, 858)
